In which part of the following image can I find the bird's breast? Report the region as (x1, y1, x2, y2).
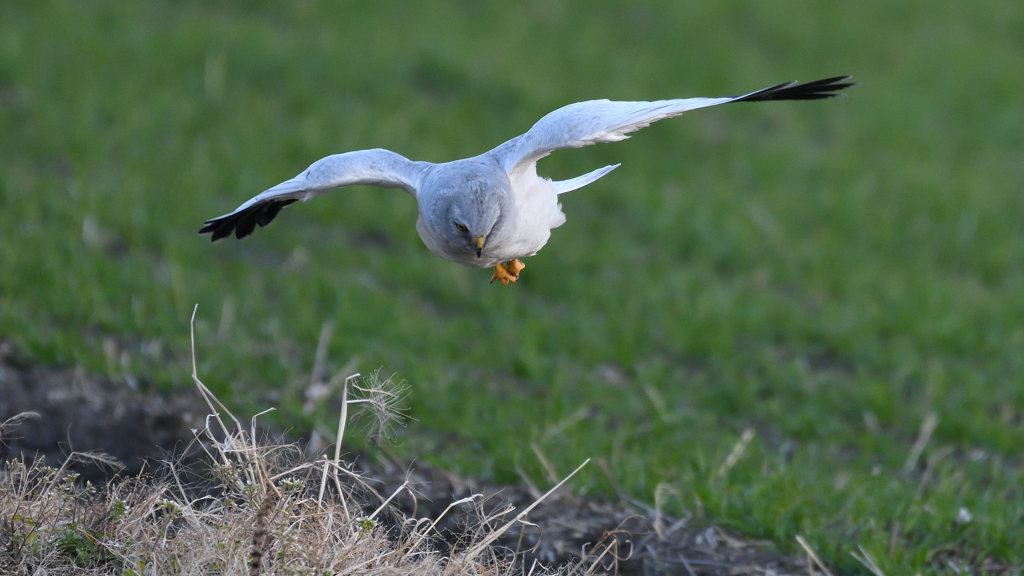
(413, 165, 565, 269)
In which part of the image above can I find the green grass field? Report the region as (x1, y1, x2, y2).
(2, 1, 1023, 572)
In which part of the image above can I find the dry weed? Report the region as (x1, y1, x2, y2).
(0, 308, 594, 575)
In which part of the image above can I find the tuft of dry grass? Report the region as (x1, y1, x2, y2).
(1, 432, 536, 575)
(0, 309, 595, 575)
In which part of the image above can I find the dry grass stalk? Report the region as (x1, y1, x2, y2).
(0, 308, 591, 575)
(652, 483, 678, 540)
(903, 412, 938, 475)
(716, 428, 756, 478)
(850, 545, 887, 576)
(0, 412, 41, 441)
(531, 443, 559, 485)
(460, 458, 590, 563)
(795, 535, 833, 576)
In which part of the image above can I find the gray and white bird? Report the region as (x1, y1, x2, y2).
(201, 76, 854, 284)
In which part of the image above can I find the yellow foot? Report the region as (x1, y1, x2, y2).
(506, 258, 525, 278)
(490, 259, 526, 285)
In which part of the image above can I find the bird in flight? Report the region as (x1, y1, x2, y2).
(201, 76, 854, 284)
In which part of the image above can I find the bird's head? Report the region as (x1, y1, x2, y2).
(424, 160, 512, 259)
(448, 189, 504, 258)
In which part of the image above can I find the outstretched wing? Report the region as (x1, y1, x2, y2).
(199, 148, 432, 241)
(491, 76, 854, 178)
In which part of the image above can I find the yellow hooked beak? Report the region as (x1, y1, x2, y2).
(475, 236, 484, 258)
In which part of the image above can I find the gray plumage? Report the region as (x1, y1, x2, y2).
(200, 76, 853, 274)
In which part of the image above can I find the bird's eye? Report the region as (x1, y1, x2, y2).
(454, 223, 467, 232)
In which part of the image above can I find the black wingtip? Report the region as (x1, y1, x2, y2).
(198, 199, 298, 242)
(732, 75, 857, 103)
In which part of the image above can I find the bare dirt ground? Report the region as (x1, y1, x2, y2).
(0, 339, 821, 575)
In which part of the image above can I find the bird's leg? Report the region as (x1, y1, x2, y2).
(490, 263, 513, 285)
(506, 258, 525, 278)
(490, 259, 525, 285)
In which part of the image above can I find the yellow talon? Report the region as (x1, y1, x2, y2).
(490, 263, 512, 285)
(506, 258, 525, 278)
(490, 259, 525, 285)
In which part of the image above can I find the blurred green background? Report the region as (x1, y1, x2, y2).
(2, 1, 1023, 572)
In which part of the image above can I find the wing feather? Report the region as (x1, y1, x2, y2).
(200, 148, 432, 241)
(491, 76, 854, 178)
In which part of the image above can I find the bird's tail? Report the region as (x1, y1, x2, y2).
(552, 164, 620, 195)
